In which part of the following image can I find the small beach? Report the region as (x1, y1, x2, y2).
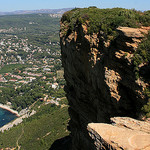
(0, 104, 19, 117)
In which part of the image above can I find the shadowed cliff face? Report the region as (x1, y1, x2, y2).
(60, 9, 150, 150)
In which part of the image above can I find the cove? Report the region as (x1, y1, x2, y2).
(0, 107, 18, 127)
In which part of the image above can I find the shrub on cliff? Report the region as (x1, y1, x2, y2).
(61, 7, 150, 39)
(133, 32, 150, 117)
(133, 32, 150, 78)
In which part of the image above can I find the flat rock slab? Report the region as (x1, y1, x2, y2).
(88, 123, 150, 150)
(111, 117, 150, 134)
(117, 27, 145, 38)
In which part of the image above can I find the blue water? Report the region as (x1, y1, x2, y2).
(0, 107, 18, 127)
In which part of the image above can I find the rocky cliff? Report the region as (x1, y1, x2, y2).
(60, 8, 150, 150)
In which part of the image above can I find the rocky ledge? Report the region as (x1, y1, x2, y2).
(88, 117, 150, 150)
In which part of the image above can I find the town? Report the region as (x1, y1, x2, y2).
(0, 13, 66, 111)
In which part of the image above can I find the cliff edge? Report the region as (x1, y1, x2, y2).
(60, 7, 150, 150)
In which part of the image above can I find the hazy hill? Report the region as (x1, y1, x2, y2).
(0, 8, 73, 16)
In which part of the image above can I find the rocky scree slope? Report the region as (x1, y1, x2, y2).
(60, 7, 150, 150)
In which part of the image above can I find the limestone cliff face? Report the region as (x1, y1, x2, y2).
(60, 14, 150, 149)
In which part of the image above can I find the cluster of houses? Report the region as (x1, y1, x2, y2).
(0, 63, 65, 93)
(0, 35, 61, 67)
(0, 31, 65, 105)
(0, 35, 64, 88)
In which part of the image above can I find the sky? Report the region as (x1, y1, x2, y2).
(0, 0, 150, 12)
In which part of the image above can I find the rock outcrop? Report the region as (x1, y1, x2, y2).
(60, 9, 150, 150)
(88, 117, 150, 150)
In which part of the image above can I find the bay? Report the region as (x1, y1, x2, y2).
(0, 107, 17, 128)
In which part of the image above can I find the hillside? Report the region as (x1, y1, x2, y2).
(0, 101, 69, 150)
(0, 8, 73, 16)
(60, 7, 150, 149)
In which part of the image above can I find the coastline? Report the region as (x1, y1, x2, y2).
(0, 109, 36, 132)
(0, 104, 20, 117)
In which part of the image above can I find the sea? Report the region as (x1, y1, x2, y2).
(0, 107, 17, 127)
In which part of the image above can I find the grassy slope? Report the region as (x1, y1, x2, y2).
(0, 64, 28, 74)
(0, 102, 69, 150)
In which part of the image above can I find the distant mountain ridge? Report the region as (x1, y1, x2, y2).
(0, 8, 73, 15)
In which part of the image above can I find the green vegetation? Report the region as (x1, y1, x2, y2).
(0, 14, 60, 42)
(0, 83, 43, 111)
(132, 32, 150, 117)
(61, 7, 150, 39)
(0, 77, 66, 111)
(133, 32, 150, 79)
(0, 64, 31, 74)
(0, 103, 69, 150)
(142, 91, 150, 118)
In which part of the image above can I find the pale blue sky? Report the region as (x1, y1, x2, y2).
(0, 0, 150, 12)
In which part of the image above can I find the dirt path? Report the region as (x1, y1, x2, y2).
(29, 99, 39, 109)
(16, 126, 24, 150)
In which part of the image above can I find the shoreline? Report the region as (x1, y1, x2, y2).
(0, 104, 20, 117)
(0, 109, 36, 132)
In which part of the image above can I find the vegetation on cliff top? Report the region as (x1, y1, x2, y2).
(61, 7, 150, 38)
(133, 32, 150, 79)
(133, 32, 150, 117)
